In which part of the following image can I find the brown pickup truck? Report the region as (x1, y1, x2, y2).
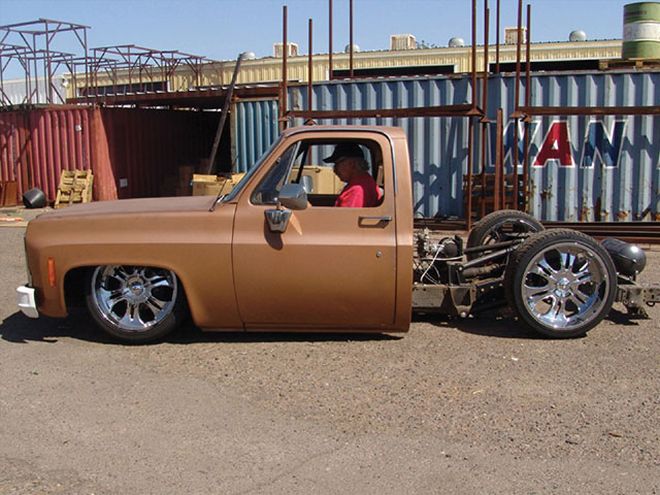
(16, 125, 659, 343)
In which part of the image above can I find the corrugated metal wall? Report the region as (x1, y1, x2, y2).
(0, 106, 93, 202)
(233, 99, 279, 173)
(0, 107, 217, 203)
(1, 76, 67, 105)
(281, 71, 659, 221)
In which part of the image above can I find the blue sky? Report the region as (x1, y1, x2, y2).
(1, 0, 630, 78)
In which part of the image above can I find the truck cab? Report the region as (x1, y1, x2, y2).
(228, 126, 413, 332)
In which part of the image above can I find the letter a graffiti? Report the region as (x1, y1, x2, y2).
(534, 121, 574, 167)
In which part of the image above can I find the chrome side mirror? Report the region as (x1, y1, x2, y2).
(300, 175, 313, 194)
(278, 183, 308, 211)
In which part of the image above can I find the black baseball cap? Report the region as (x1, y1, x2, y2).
(323, 143, 364, 163)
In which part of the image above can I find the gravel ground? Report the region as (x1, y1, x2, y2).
(1, 207, 658, 494)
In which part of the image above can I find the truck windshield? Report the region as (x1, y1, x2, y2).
(220, 136, 283, 204)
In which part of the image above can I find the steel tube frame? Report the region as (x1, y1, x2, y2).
(0, 18, 90, 106)
(280, 6, 289, 131)
(479, 3, 490, 218)
(308, 18, 313, 113)
(522, 3, 531, 211)
(328, 0, 333, 80)
(349, 0, 354, 78)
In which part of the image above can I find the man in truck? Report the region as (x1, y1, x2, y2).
(324, 143, 383, 208)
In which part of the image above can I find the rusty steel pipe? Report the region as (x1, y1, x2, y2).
(522, 3, 532, 211)
(328, 0, 333, 80)
(467, 116, 475, 230)
(281, 5, 288, 131)
(471, 0, 477, 113)
(495, 0, 501, 74)
(308, 18, 313, 112)
(494, 108, 503, 212)
(519, 105, 660, 116)
(512, 0, 524, 210)
(479, 3, 490, 218)
(349, 0, 354, 78)
(288, 104, 477, 120)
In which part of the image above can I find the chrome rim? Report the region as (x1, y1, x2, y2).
(521, 243, 610, 330)
(92, 266, 177, 332)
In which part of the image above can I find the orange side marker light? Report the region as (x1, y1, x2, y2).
(47, 257, 57, 288)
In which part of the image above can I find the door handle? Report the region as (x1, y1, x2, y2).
(359, 215, 392, 222)
(358, 215, 392, 228)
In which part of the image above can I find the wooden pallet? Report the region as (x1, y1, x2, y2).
(0, 181, 18, 207)
(599, 58, 660, 70)
(55, 170, 93, 208)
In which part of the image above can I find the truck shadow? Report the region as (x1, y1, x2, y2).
(0, 311, 401, 345)
(415, 307, 642, 339)
(0, 311, 115, 344)
(413, 313, 543, 339)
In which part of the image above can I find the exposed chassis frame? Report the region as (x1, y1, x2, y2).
(411, 233, 660, 319)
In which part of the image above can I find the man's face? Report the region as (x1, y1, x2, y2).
(333, 156, 354, 182)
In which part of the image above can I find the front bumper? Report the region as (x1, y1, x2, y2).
(16, 285, 39, 318)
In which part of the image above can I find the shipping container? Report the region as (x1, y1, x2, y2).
(283, 71, 659, 221)
(0, 106, 219, 203)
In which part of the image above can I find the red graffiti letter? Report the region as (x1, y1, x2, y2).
(534, 122, 574, 167)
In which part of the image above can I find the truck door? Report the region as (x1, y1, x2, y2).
(232, 132, 397, 330)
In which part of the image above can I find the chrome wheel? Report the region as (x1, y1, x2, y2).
(521, 244, 610, 330)
(91, 265, 178, 333)
(505, 229, 617, 338)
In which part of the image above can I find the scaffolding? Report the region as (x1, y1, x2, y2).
(0, 18, 90, 105)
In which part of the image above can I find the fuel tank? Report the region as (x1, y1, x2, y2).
(601, 238, 646, 277)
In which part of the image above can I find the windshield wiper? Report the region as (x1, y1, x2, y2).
(209, 180, 231, 212)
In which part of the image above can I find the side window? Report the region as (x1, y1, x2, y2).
(252, 138, 384, 207)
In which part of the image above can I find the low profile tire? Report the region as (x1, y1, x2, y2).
(85, 265, 187, 344)
(504, 229, 617, 338)
(467, 210, 544, 259)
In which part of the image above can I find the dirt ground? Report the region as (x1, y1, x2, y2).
(1, 207, 658, 494)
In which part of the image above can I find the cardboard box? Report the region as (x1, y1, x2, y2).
(191, 173, 246, 196)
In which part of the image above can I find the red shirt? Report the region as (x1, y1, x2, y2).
(334, 173, 383, 208)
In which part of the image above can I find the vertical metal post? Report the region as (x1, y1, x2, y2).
(480, 4, 490, 217)
(127, 46, 132, 95)
(494, 108, 503, 211)
(523, 3, 532, 212)
(308, 18, 313, 113)
(471, 0, 477, 113)
(328, 0, 333, 80)
(32, 34, 39, 104)
(45, 20, 54, 103)
(349, 0, 354, 77)
(467, 117, 475, 230)
(83, 28, 89, 99)
(280, 5, 288, 131)
(495, 0, 501, 74)
(512, 0, 523, 210)
(467, 0, 477, 227)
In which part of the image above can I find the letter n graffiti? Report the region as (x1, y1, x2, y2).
(579, 120, 626, 168)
